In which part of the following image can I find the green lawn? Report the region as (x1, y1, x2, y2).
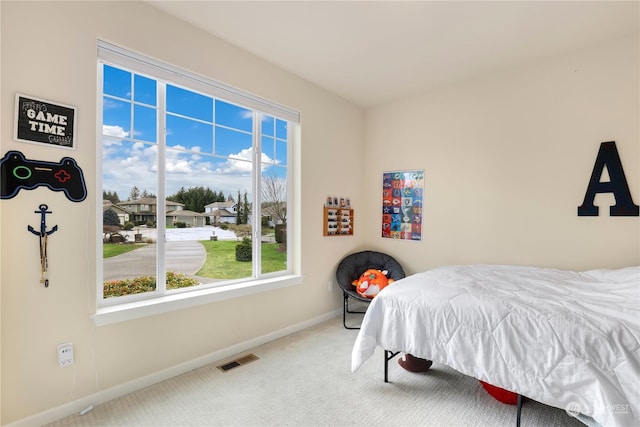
(103, 239, 287, 280)
(196, 240, 286, 279)
(103, 243, 146, 258)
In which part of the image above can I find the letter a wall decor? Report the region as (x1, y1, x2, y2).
(578, 141, 639, 216)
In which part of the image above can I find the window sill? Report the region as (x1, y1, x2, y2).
(92, 274, 304, 326)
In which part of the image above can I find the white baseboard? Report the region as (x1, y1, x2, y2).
(5, 309, 341, 427)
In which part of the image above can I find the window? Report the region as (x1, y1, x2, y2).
(98, 42, 299, 310)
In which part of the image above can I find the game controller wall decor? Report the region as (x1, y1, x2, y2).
(14, 94, 77, 150)
(0, 150, 87, 202)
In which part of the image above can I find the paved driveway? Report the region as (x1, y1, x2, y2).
(103, 225, 238, 282)
(103, 240, 207, 281)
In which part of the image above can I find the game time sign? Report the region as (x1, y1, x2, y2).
(14, 94, 77, 150)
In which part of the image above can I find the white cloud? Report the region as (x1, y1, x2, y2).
(217, 148, 253, 174)
(166, 159, 192, 174)
(103, 98, 123, 111)
(103, 145, 276, 202)
(216, 148, 277, 174)
(103, 125, 128, 138)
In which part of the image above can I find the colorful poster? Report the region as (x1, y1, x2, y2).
(381, 170, 424, 240)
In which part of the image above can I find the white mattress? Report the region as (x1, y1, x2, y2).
(351, 265, 640, 427)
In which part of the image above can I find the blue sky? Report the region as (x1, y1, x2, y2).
(102, 64, 287, 202)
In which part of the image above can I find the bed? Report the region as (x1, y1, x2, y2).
(351, 264, 640, 427)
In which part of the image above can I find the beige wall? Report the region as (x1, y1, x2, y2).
(1, 1, 638, 425)
(362, 33, 639, 274)
(0, 1, 364, 424)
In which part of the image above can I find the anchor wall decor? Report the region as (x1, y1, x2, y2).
(28, 204, 58, 287)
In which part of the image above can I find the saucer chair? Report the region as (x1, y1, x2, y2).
(336, 250, 405, 329)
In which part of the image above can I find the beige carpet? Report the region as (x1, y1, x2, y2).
(47, 317, 584, 427)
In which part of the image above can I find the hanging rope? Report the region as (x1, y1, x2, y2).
(39, 233, 49, 287)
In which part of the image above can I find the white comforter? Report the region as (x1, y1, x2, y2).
(351, 265, 640, 427)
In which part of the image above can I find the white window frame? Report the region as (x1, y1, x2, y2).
(94, 41, 302, 326)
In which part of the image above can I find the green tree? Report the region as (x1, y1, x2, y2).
(140, 188, 156, 199)
(168, 187, 187, 204)
(103, 190, 120, 204)
(167, 186, 218, 213)
(236, 190, 241, 224)
(103, 208, 121, 243)
(103, 208, 121, 226)
(242, 191, 249, 224)
(129, 186, 140, 201)
(261, 174, 287, 225)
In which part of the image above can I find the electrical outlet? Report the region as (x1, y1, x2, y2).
(57, 342, 74, 367)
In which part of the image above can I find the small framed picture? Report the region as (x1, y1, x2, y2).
(14, 93, 77, 150)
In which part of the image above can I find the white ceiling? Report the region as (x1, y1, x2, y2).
(147, 1, 639, 108)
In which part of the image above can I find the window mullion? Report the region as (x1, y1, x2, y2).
(252, 112, 262, 278)
(130, 74, 135, 147)
(97, 62, 106, 305)
(212, 100, 216, 155)
(156, 82, 167, 293)
(286, 122, 296, 272)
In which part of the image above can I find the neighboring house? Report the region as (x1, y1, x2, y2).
(262, 203, 286, 227)
(103, 200, 132, 225)
(205, 201, 254, 225)
(166, 209, 207, 227)
(205, 201, 238, 224)
(118, 198, 184, 224)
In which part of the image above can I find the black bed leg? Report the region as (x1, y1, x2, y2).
(383, 350, 400, 383)
(516, 394, 523, 427)
(384, 350, 389, 383)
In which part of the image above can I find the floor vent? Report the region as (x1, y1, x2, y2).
(217, 354, 259, 372)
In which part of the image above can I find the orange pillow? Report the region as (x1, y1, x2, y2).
(352, 269, 395, 298)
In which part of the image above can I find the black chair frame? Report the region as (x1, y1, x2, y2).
(335, 250, 405, 329)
